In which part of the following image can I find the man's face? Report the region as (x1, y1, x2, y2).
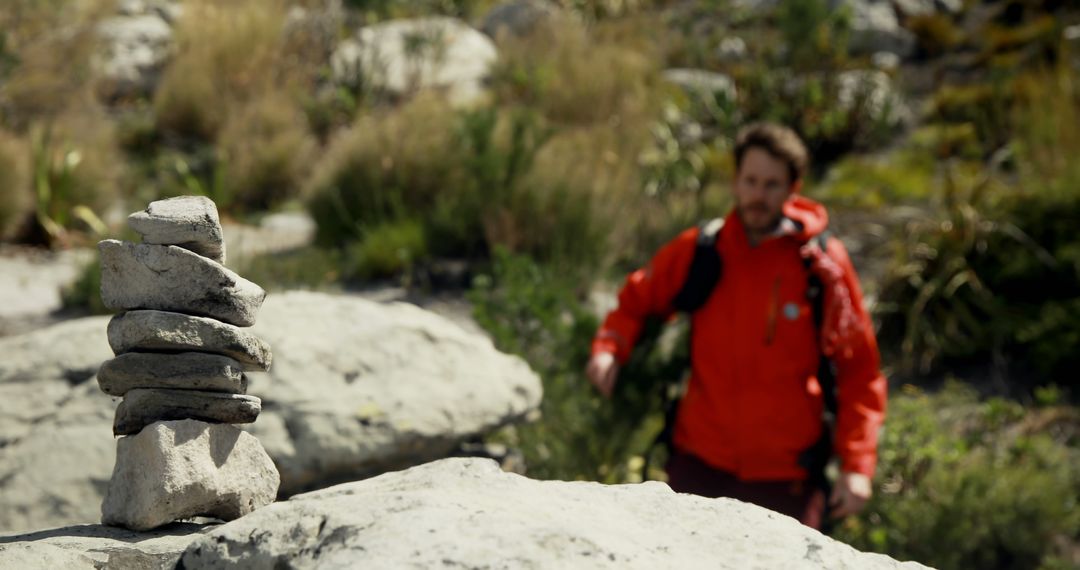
(732, 147, 800, 235)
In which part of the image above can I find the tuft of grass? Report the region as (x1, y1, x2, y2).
(26, 108, 127, 246)
(217, 93, 318, 214)
(153, 0, 290, 141)
(307, 94, 462, 247)
(489, 19, 660, 126)
(0, 129, 32, 240)
(345, 219, 427, 280)
(0, 0, 109, 127)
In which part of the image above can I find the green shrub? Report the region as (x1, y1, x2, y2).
(0, 129, 32, 240)
(472, 249, 685, 483)
(775, 0, 851, 70)
(345, 219, 427, 280)
(217, 93, 317, 214)
(233, 246, 345, 292)
(818, 149, 937, 209)
(306, 95, 462, 247)
(878, 66, 1080, 383)
(61, 258, 108, 315)
(834, 383, 1079, 570)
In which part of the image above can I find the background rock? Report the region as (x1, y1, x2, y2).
(0, 292, 541, 531)
(94, 14, 173, 100)
(178, 457, 931, 569)
(102, 420, 278, 531)
(331, 17, 498, 106)
(244, 291, 542, 494)
(836, 0, 916, 57)
(481, 0, 562, 40)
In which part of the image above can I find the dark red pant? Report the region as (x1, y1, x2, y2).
(665, 451, 827, 530)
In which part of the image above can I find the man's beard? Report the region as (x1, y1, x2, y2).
(737, 203, 783, 234)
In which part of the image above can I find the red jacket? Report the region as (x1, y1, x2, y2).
(592, 196, 887, 480)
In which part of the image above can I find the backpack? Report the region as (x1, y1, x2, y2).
(642, 218, 838, 494)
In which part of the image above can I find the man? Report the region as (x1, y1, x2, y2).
(586, 123, 887, 529)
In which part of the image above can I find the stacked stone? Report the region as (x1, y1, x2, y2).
(96, 196, 280, 531)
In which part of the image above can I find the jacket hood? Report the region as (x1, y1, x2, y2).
(782, 194, 829, 241)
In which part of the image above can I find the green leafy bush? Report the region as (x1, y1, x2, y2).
(472, 249, 687, 483)
(834, 382, 1079, 570)
(877, 66, 1080, 384)
(345, 219, 427, 280)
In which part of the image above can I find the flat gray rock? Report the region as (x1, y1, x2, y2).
(178, 458, 931, 569)
(102, 420, 278, 531)
(127, 196, 226, 263)
(113, 389, 261, 436)
(108, 310, 272, 371)
(98, 352, 247, 396)
(98, 240, 265, 327)
(244, 291, 542, 494)
(0, 522, 208, 570)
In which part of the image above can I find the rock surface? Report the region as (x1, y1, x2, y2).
(481, 0, 561, 39)
(94, 14, 173, 100)
(102, 420, 278, 532)
(98, 240, 265, 327)
(114, 389, 261, 435)
(0, 292, 541, 531)
(836, 0, 916, 57)
(127, 196, 226, 263)
(245, 291, 542, 494)
(108, 310, 272, 372)
(98, 352, 247, 396)
(331, 17, 497, 105)
(662, 68, 737, 100)
(0, 523, 207, 570)
(177, 458, 931, 569)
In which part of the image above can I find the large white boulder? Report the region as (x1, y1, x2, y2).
(0, 292, 541, 531)
(331, 17, 498, 105)
(94, 14, 174, 99)
(178, 457, 932, 569)
(245, 291, 542, 494)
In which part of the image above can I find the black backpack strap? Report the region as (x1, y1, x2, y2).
(670, 218, 725, 313)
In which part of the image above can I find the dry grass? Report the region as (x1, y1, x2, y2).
(153, 0, 292, 140)
(0, 0, 111, 128)
(0, 129, 32, 239)
(490, 18, 660, 126)
(218, 92, 318, 212)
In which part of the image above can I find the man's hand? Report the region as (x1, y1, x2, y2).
(829, 471, 872, 519)
(585, 352, 619, 398)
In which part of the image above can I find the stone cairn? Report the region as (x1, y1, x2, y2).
(96, 196, 280, 531)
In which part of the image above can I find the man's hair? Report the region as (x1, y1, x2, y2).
(734, 123, 809, 184)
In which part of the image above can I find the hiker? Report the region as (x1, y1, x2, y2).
(586, 122, 887, 530)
